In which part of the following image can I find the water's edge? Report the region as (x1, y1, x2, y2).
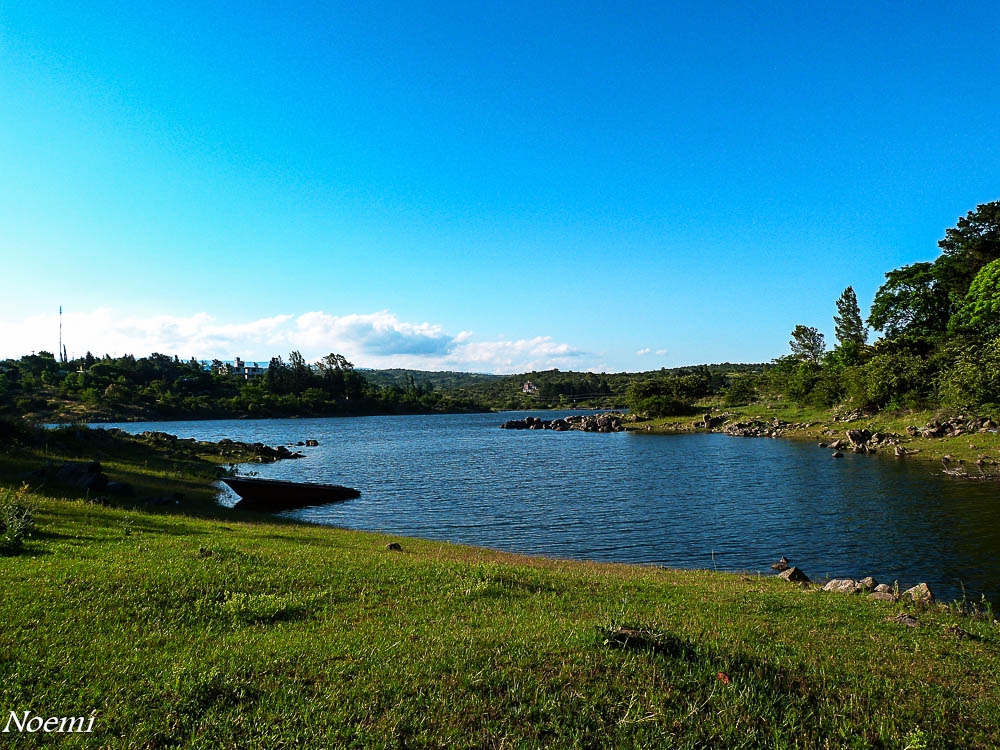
(96, 413, 1000, 602)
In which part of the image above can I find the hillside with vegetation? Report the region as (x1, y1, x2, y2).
(0, 352, 488, 423)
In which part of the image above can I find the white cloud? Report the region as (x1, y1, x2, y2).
(0, 308, 594, 374)
(636, 347, 652, 356)
(454, 336, 590, 374)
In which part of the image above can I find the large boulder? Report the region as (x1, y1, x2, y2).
(823, 578, 861, 594)
(499, 419, 530, 430)
(55, 461, 109, 492)
(903, 582, 934, 603)
(777, 566, 810, 584)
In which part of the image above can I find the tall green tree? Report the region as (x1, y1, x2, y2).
(287, 350, 313, 393)
(949, 258, 1000, 338)
(934, 200, 1000, 300)
(789, 325, 825, 363)
(832, 286, 867, 365)
(834, 286, 867, 347)
(868, 262, 951, 338)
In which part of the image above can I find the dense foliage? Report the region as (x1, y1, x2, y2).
(0, 351, 485, 421)
(0, 349, 773, 422)
(766, 200, 1000, 415)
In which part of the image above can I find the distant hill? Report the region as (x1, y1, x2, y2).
(414, 363, 769, 411)
(359, 369, 505, 392)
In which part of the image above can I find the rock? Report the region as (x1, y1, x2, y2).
(823, 579, 861, 594)
(831, 451, 843, 458)
(888, 613, 920, 628)
(828, 439, 844, 449)
(858, 576, 877, 591)
(868, 592, 896, 602)
(903, 582, 934, 603)
(56, 461, 109, 492)
(846, 429, 873, 447)
(770, 556, 790, 572)
(503, 413, 626, 433)
(777, 566, 810, 583)
(385, 542, 403, 551)
(500, 419, 529, 429)
(873, 583, 893, 594)
(305, 439, 319, 446)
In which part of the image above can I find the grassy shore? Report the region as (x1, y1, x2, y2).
(627, 402, 1000, 479)
(1, 426, 999, 747)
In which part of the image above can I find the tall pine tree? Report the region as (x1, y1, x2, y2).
(833, 286, 867, 365)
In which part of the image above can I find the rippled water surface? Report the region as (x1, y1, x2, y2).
(100, 412, 1000, 601)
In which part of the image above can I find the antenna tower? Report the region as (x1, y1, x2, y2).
(59, 306, 64, 364)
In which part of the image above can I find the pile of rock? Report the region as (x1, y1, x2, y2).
(773, 563, 935, 603)
(824, 429, 903, 455)
(249, 443, 305, 462)
(693, 412, 735, 430)
(499, 413, 626, 433)
(906, 415, 997, 439)
(723, 418, 790, 438)
(821, 577, 934, 604)
(833, 409, 868, 422)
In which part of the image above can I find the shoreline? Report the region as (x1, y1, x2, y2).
(623, 406, 1000, 481)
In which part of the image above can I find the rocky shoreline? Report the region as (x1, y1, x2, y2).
(773, 562, 936, 605)
(499, 413, 626, 433)
(670, 411, 1000, 479)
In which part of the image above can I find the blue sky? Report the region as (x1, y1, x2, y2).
(2, 1, 998, 373)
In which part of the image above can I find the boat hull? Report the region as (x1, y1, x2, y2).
(221, 477, 361, 512)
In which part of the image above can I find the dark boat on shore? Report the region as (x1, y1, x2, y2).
(221, 477, 361, 512)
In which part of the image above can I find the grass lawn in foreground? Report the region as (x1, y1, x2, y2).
(1, 426, 998, 748)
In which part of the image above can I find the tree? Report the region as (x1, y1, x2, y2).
(937, 335, 1000, 409)
(287, 350, 313, 393)
(934, 200, 1000, 300)
(317, 353, 355, 400)
(789, 325, 825, 363)
(949, 258, 1000, 338)
(265, 356, 289, 394)
(832, 286, 868, 365)
(868, 262, 951, 338)
(834, 286, 867, 347)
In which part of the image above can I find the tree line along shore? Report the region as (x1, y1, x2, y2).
(4, 203, 1000, 433)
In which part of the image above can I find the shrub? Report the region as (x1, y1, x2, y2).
(937, 335, 1000, 409)
(0, 484, 36, 553)
(843, 351, 930, 410)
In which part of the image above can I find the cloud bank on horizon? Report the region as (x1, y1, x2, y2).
(0, 308, 606, 374)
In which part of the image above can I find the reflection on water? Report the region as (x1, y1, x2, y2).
(99, 412, 1000, 602)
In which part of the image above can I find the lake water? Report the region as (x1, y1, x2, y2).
(97, 412, 1000, 603)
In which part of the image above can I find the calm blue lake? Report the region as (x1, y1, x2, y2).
(98, 412, 1000, 602)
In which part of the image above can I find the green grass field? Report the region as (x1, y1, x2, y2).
(1, 426, 998, 748)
